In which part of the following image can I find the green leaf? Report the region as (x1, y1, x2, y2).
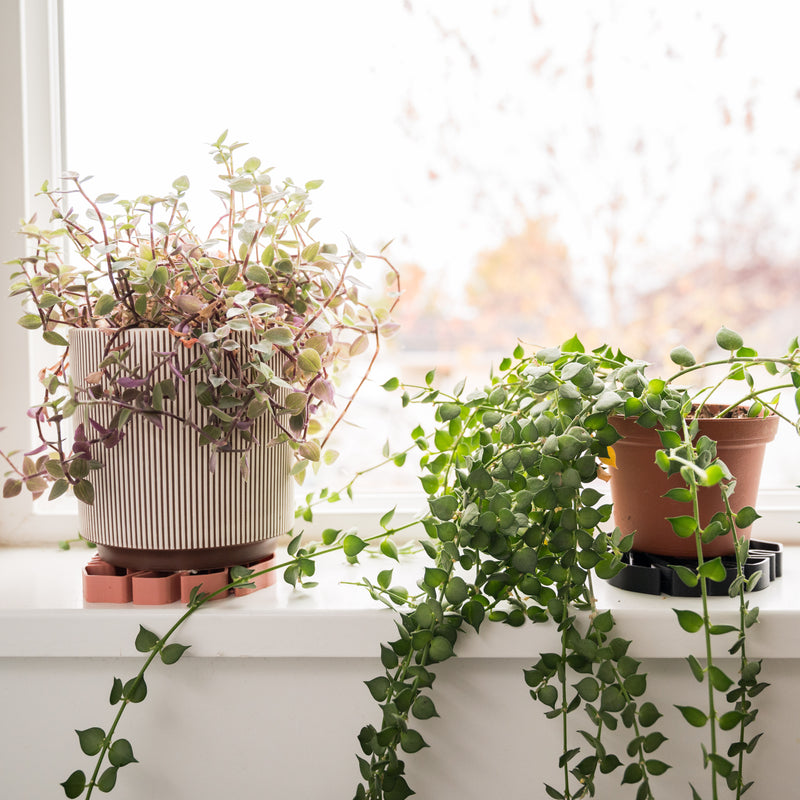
(676, 704, 708, 727)
(663, 486, 693, 503)
(297, 348, 322, 374)
(123, 676, 147, 703)
(439, 402, 461, 421)
(429, 494, 458, 520)
(412, 695, 439, 720)
(160, 643, 191, 665)
(444, 575, 469, 605)
(719, 710, 745, 731)
(574, 677, 600, 702)
(343, 534, 367, 558)
(638, 702, 662, 727)
(365, 676, 390, 701)
(109, 677, 123, 705)
(94, 293, 117, 316)
(76, 727, 106, 756)
(96, 766, 118, 793)
(621, 763, 643, 784)
(698, 557, 726, 582)
(400, 729, 428, 753)
(670, 346, 696, 367)
(667, 516, 697, 538)
(73, 478, 95, 505)
(716, 326, 744, 351)
(376, 569, 393, 590)
(43, 330, 69, 347)
(134, 625, 159, 653)
(380, 538, 399, 561)
(674, 608, 704, 633)
(672, 564, 698, 588)
(108, 738, 137, 768)
(61, 770, 86, 799)
(686, 654, 704, 682)
(735, 506, 760, 529)
(428, 636, 454, 662)
(708, 665, 734, 691)
(18, 313, 42, 330)
(379, 507, 396, 530)
(561, 334, 585, 353)
(381, 377, 400, 391)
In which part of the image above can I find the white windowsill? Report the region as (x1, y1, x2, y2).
(2, 542, 800, 661)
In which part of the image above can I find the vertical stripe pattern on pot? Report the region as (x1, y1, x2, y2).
(69, 328, 294, 552)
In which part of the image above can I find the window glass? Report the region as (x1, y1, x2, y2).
(61, 1, 800, 493)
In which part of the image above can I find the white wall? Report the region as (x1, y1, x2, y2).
(1, 654, 798, 798)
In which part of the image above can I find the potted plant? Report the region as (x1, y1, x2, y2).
(350, 331, 799, 800)
(608, 328, 782, 559)
(2, 131, 398, 570)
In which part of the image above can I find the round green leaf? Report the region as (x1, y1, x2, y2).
(96, 766, 118, 793)
(134, 625, 159, 653)
(674, 608, 704, 633)
(400, 729, 428, 754)
(411, 695, 439, 720)
(76, 727, 106, 756)
(160, 642, 191, 665)
(428, 636, 454, 662)
(716, 326, 744, 351)
(108, 738, 138, 768)
(343, 534, 367, 557)
(364, 676, 390, 702)
(670, 346, 696, 367)
(676, 704, 708, 727)
(429, 495, 457, 521)
(735, 506, 760, 529)
(61, 770, 86, 799)
(444, 575, 469, 605)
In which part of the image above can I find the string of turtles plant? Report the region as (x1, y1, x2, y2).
(351, 330, 800, 800)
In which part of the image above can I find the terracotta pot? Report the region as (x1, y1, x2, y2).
(609, 409, 779, 558)
(69, 328, 294, 571)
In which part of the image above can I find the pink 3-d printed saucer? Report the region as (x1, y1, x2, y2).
(83, 553, 276, 605)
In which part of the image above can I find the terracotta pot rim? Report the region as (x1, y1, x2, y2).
(610, 409, 779, 446)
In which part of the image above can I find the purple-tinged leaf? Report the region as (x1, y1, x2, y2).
(116, 376, 147, 389)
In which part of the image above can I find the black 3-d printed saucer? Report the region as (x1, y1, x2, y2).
(606, 539, 782, 597)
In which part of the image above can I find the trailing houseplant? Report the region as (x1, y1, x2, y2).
(352, 329, 800, 800)
(1, 131, 399, 567)
(47, 329, 799, 799)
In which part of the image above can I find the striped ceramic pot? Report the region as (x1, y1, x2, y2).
(69, 328, 293, 571)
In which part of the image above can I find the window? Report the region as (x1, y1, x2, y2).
(3, 1, 799, 542)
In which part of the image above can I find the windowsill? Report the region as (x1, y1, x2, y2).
(2, 543, 800, 661)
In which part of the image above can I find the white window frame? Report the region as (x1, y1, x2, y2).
(0, 0, 74, 543)
(0, 1, 797, 546)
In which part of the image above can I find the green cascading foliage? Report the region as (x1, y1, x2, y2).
(353, 331, 800, 800)
(56, 330, 800, 800)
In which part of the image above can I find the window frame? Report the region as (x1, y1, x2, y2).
(0, 1, 797, 546)
(0, 0, 73, 543)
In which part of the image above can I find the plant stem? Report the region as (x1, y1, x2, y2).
(685, 421, 719, 800)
